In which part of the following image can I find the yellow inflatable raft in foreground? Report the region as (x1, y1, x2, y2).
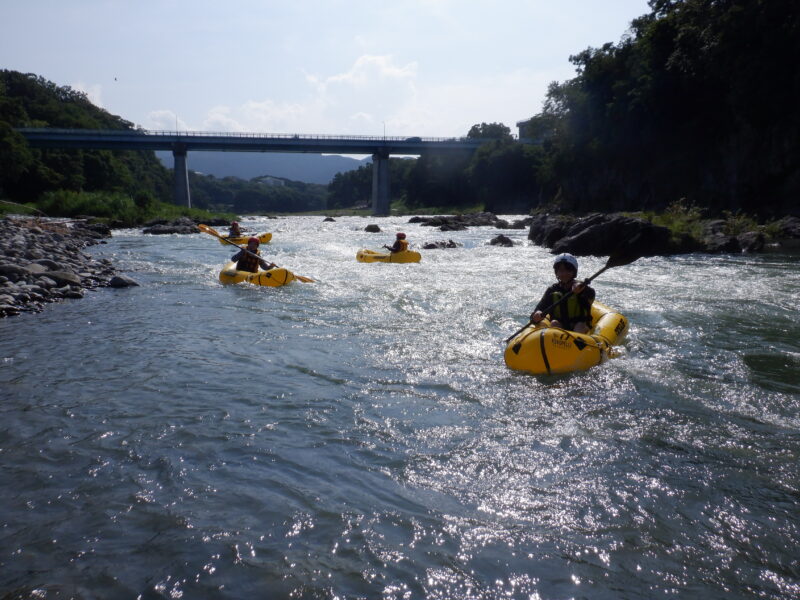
(218, 232, 272, 246)
(504, 301, 628, 375)
(356, 249, 421, 263)
(218, 261, 296, 287)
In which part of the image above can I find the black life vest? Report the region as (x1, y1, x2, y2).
(237, 248, 261, 272)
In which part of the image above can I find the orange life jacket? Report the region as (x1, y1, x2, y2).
(391, 239, 409, 252)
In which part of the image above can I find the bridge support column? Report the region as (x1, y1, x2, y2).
(371, 151, 390, 216)
(172, 145, 191, 208)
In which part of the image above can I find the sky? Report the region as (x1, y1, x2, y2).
(1, 0, 651, 139)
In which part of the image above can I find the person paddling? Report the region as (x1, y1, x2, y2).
(231, 237, 276, 273)
(383, 232, 409, 253)
(227, 221, 243, 238)
(530, 253, 595, 334)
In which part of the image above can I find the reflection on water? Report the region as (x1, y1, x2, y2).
(1, 216, 798, 599)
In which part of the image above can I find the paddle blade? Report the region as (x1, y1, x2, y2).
(295, 275, 315, 283)
(605, 250, 641, 269)
(197, 223, 222, 238)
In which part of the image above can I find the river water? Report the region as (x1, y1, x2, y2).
(1, 216, 799, 599)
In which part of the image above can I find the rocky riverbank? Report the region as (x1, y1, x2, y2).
(0, 217, 137, 318)
(527, 213, 800, 256)
(404, 212, 800, 256)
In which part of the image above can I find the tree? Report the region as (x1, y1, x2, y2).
(467, 122, 513, 141)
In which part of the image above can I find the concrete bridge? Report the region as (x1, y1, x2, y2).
(17, 128, 486, 215)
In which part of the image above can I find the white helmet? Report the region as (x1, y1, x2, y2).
(553, 253, 578, 273)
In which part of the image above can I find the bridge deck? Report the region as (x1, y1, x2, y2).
(17, 128, 484, 155)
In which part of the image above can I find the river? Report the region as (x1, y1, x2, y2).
(1, 215, 798, 599)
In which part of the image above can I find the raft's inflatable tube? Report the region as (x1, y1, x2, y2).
(218, 261, 295, 287)
(219, 232, 272, 246)
(356, 249, 421, 263)
(504, 301, 628, 375)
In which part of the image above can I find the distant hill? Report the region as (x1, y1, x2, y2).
(156, 151, 370, 184)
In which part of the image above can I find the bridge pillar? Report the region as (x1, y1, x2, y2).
(371, 151, 390, 216)
(172, 145, 191, 208)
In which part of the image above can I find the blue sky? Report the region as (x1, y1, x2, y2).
(2, 0, 651, 138)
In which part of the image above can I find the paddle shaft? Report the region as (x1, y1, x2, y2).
(198, 224, 314, 282)
(504, 263, 611, 344)
(199, 225, 274, 264)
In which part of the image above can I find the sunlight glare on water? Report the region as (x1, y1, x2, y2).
(1, 215, 798, 599)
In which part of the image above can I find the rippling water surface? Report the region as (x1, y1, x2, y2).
(1, 216, 799, 599)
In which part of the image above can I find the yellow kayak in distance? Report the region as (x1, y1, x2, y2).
(218, 232, 272, 246)
(356, 249, 422, 263)
(504, 301, 628, 376)
(218, 261, 296, 287)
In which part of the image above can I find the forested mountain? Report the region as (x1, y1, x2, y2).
(156, 150, 366, 185)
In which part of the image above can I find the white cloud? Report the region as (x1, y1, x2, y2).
(146, 110, 191, 132)
(323, 55, 417, 89)
(170, 55, 551, 138)
(202, 106, 246, 132)
(183, 55, 420, 136)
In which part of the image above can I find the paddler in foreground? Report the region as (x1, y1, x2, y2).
(530, 253, 595, 334)
(231, 236, 276, 272)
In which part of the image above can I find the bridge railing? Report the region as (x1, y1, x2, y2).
(19, 127, 476, 144)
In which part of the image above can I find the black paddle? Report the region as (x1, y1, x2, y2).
(504, 250, 641, 344)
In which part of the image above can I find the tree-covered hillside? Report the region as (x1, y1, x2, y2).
(521, 0, 800, 217)
(190, 173, 327, 213)
(0, 70, 172, 204)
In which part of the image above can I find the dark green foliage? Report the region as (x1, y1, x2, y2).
(467, 122, 513, 141)
(190, 172, 327, 213)
(404, 151, 475, 210)
(33, 189, 232, 227)
(467, 141, 545, 213)
(327, 164, 373, 209)
(528, 0, 800, 216)
(327, 159, 416, 209)
(0, 70, 172, 206)
(37, 190, 140, 224)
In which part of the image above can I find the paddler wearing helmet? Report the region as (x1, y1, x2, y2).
(227, 221, 242, 238)
(383, 232, 409, 253)
(230, 236, 277, 273)
(530, 253, 595, 333)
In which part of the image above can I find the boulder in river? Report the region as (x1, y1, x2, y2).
(109, 275, 140, 288)
(422, 240, 461, 249)
(489, 234, 514, 247)
(142, 216, 197, 235)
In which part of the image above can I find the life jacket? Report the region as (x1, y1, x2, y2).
(548, 285, 592, 329)
(392, 239, 409, 252)
(237, 248, 261, 272)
